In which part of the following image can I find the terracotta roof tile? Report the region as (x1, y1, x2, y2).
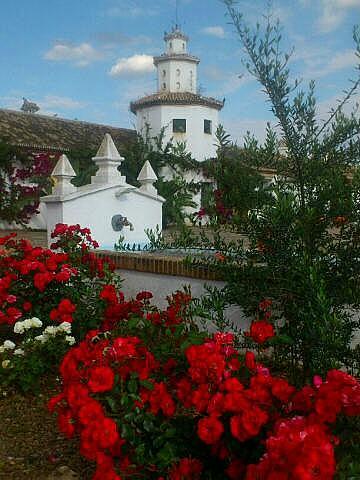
(0, 108, 136, 153)
(130, 91, 224, 113)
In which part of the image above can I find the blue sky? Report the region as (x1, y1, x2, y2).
(0, 0, 359, 143)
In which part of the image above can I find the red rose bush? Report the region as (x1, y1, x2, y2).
(1, 225, 358, 476)
(0, 224, 119, 390)
(49, 286, 360, 479)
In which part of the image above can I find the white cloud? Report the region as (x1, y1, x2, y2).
(106, 1, 159, 17)
(328, 49, 358, 72)
(300, 48, 358, 79)
(318, 0, 360, 32)
(39, 95, 85, 110)
(109, 54, 155, 77)
(94, 32, 152, 49)
(317, 91, 360, 120)
(0, 94, 22, 110)
(201, 26, 225, 38)
(44, 42, 104, 67)
(1, 93, 86, 117)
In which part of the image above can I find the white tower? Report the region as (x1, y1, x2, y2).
(130, 26, 224, 161)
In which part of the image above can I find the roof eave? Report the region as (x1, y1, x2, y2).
(153, 55, 200, 66)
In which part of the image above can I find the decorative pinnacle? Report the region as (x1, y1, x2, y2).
(137, 160, 158, 194)
(52, 154, 76, 178)
(95, 133, 122, 160)
(92, 133, 126, 185)
(51, 154, 77, 195)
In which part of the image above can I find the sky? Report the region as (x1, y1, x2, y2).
(0, 0, 359, 144)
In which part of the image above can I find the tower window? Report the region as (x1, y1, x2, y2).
(182, 42, 185, 50)
(162, 82, 166, 90)
(204, 119, 212, 134)
(176, 81, 180, 89)
(173, 119, 186, 133)
(176, 68, 180, 76)
(162, 69, 166, 77)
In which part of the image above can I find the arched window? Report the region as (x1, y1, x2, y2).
(176, 68, 180, 77)
(176, 82, 180, 89)
(162, 82, 166, 90)
(162, 70, 166, 77)
(182, 42, 185, 50)
(169, 42, 173, 49)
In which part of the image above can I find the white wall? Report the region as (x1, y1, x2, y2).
(119, 269, 249, 332)
(43, 186, 163, 250)
(136, 104, 219, 161)
(166, 37, 187, 54)
(157, 59, 197, 94)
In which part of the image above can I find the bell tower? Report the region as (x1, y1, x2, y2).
(130, 26, 224, 162)
(154, 27, 199, 94)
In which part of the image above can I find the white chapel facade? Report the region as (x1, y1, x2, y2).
(130, 26, 224, 161)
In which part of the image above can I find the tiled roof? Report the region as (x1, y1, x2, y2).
(153, 53, 200, 65)
(0, 108, 136, 153)
(130, 92, 224, 113)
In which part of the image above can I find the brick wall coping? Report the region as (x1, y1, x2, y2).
(96, 250, 222, 281)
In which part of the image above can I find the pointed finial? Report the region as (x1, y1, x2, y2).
(92, 133, 126, 184)
(95, 133, 122, 160)
(51, 154, 77, 195)
(137, 160, 158, 194)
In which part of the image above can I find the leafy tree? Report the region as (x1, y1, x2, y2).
(171, 3, 360, 383)
(122, 126, 201, 227)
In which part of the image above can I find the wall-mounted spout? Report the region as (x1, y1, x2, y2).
(123, 217, 134, 231)
(111, 214, 134, 232)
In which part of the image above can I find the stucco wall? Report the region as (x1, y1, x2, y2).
(136, 104, 219, 161)
(157, 59, 197, 94)
(118, 269, 249, 332)
(44, 186, 163, 249)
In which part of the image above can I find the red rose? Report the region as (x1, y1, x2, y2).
(88, 366, 115, 393)
(248, 320, 275, 344)
(197, 416, 224, 445)
(22, 301, 32, 312)
(136, 291, 153, 301)
(169, 458, 203, 480)
(57, 409, 75, 439)
(245, 351, 256, 370)
(230, 407, 268, 441)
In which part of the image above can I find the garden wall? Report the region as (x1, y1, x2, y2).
(96, 250, 248, 331)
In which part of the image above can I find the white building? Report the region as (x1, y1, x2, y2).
(130, 26, 224, 162)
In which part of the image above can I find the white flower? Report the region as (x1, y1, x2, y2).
(34, 335, 47, 343)
(44, 326, 57, 336)
(23, 319, 33, 330)
(1, 360, 10, 369)
(0, 346, 5, 354)
(13, 321, 25, 334)
(58, 322, 72, 334)
(65, 336, 75, 346)
(3, 340, 16, 350)
(14, 348, 25, 356)
(30, 317, 42, 328)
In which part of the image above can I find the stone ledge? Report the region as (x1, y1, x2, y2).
(96, 250, 222, 280)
